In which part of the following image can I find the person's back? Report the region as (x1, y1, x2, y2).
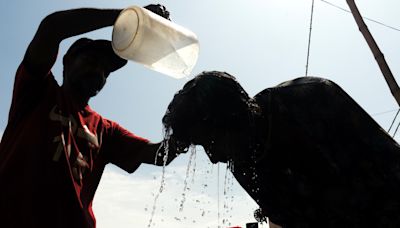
(245, 76, 400, 227)
(162, 72, 400, 227)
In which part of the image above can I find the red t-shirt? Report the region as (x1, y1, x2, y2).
(0, 63, 150, 227)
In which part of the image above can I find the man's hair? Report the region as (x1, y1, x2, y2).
(63, 38, 127, 73)
(163, 71, 253, 145)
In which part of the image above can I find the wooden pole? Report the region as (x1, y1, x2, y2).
(346, 0, 400, 106)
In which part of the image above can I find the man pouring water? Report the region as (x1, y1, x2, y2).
(0, 4, 187, 228)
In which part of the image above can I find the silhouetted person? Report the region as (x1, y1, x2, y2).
(163, 71, 400, 228)
(0, 4, 180, 228)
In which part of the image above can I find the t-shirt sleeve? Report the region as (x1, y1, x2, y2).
(104, 120, 151, 173)
(8, 62, 55, 123)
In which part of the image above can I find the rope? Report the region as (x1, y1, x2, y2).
(391, 108, 400, 138)
(305, 0, 315, 76)
(320, 0, 400, 32)
(372, 108, 399, 116)
(393, 120, 400, 138)
(388, 108, 400, 133)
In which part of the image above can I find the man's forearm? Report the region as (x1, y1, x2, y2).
(25, 8, 121, 76)
(42, 8, 121, 42)
(142, 141, 184, 166)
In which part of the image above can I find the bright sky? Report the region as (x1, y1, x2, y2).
(1, 0, 400, 227)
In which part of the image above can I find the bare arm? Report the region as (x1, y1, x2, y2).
(24, 8, 121, 76)
(113, 141, 184, 174)
(107, 122, 187, 173)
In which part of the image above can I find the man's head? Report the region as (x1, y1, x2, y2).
(62, 4, 171, 102)
(163, 71, 254, 163)
(62, 38, 127, 100)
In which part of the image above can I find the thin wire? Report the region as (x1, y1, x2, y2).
(305, 0, 315, 76)
(371, 108, 399, 116)
(393, 121, 400, 137)
(387, 108, 400, 133)
(317, 0, 400, 136)
(320, 0, 400, 32)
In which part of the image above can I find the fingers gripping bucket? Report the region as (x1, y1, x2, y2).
(112, 6, 200, 79)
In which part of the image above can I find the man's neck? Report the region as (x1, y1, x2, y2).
(61, 85, 89, 108)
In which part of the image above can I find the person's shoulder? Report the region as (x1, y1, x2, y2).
(14, 61, 60, 98)
(255, 76, 336, 96)
(98, 116, 126, 133)
(254, 76, 343, 107)
(275, 76, 335, 88)
(81, 107, 113, 129)
(271, 76, 344, 98)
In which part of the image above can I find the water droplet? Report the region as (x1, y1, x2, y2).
(174, 217, 181, 221)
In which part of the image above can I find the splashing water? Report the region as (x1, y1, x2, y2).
(179, 146, 197, 212)
(153, 128, 172, 166)
(147, 129, 171, 228)
(191, 147, 197, 184)
(250, 153, 261, 198)
(221, 163, 236, 227)
(227, 159, 235, 173)
(217, 163, 221, 228)
(222, 164, 233, 225)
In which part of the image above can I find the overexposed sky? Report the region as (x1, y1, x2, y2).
(1, 0, 400, 227)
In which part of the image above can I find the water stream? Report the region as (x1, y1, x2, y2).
(147, 130, 171, 227)
(179, 146, 197, 212)
(147, 136, 254, 227)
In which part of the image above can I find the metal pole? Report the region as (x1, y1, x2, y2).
(346, 0, 400, 106)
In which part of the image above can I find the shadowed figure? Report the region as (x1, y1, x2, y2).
(163, 71, 400, 228)
(0, 4, 184, 228)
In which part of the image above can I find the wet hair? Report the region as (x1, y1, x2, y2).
(162, 71, 254, 146)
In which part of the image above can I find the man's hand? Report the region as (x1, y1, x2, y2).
(141, 134, 189, 166)
(144, 4, 171, 20)
(167, 135, 190, 155)
(154, 135, 189, 166)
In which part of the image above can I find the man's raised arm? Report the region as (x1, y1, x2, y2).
(24, 8, 121, 76)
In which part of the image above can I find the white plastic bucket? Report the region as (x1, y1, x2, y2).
(112, 6, 200, 79)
